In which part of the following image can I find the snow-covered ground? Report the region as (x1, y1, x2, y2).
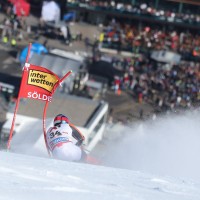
(1, 151, 200, 200)
(1, 109, 200, 199)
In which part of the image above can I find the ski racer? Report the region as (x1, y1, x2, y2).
(46, 114, 86, 162)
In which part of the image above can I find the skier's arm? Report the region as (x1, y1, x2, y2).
(69, 123, 85, 146)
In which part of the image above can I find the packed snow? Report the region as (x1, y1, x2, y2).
(1, 109, 200, 200)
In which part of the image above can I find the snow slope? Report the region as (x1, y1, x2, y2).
(0, 151, 200, 200)
(2, 109, 200, 199)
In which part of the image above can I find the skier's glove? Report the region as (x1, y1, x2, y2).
(76, 139, 84, 146)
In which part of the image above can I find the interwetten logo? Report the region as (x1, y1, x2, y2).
(28, 70, 58, 92)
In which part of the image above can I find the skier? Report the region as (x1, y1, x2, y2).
(46, 114, 86, 162)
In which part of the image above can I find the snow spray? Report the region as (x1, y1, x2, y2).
(102, 108, 200, 180)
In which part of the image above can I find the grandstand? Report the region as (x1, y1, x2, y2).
(66, 0, 200, 30)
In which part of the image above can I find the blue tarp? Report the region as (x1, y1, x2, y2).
(19, 43, 48, 63)
(63, 12, 76, 21)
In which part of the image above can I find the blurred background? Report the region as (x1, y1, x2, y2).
(0, 0, 199, 159)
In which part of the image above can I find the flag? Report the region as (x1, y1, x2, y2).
(7, 43, 72, 152)
(19, 63, 60, 102)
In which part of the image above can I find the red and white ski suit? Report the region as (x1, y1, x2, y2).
(46, 124, 82, 161)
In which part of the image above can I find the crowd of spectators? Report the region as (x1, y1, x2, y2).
(67, 0, 200, 25)
(0, 0, 200, 118)
(67, 0, 200, 115)
(100, 20, 200, 61)
(0, 2, 29, 46)
(0, 2, 73, 48)
(109, 55, 200, 114)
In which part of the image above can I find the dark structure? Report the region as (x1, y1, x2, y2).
(66, 0, 200, 31)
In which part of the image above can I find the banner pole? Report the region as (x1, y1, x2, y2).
(42, 70, 72, 156)
(7, 43, 32, 150)
(60, 70, 72, 83)
(43, 101, 51, 156)
(7, 96, 20, 150)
